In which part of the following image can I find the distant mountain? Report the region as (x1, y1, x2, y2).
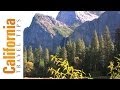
(24, 13, 73, 52)
(70, 11, 120, 44)
(56, 11, 101, 27)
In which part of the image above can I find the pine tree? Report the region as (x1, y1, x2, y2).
(23, 47, 27, 63)
(39, 58, 45, 77)
(34, 48, 40, 63)
(83, 46, 92, 73)
(115, 28, 120, 56)
(76, 38, 85, 65)
(91, 30, 99, 51)
(44, 48, 50, 63)
(39, 45, 43, 59)
(103, 26, 114, 64)
(61, 47, 67, 60)
(66, 39, 73, 64)
(72, 42, 76, 66)
(99, 35, 105, 60)
(90, 30, 100, 72)
(56, 46, 62, 57)
(27, 46, 34, 62)
(99, 35, 106, 75)
(33, 46, 43, 76)
(41, 48, 50, 77)
(34, 46, 43, 63)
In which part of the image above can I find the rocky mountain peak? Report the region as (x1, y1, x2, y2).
(34, 13, 65, 26)
(31, 13, 69, 35)
(56, 11, 100, 26)
(24, 13, 73, 52)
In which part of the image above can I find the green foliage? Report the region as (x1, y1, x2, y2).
(76, 38, 86, 68)
(66, 39, 73, 65)
(61, 47, 67, 60)
(83, 46, 91, 73)
(108, 55, 120, 79)
(65, 40, 77, 67)
(99, 35, 106, 75)
(70, 21, 81, 30)
(34, 46, 43, 63)
(53, 26, 73, 37)
(90, 30, 100, 72)
(27, 46, 34, 62)
(103, 26, 114, 63)
(72, 42, 76, 65)
(44, 48, 50, 63)
(76, 39, 85, 56)
(56, 46, 61, 56)
(38, 59, 46, 77)
(115, 28, 120, 56)
(23, 47, 27, 63)
(99, 35, 105, 60)
(48, 55, 86, 79)
(91, 30, 99, 51)
(39, 59, 45, 68)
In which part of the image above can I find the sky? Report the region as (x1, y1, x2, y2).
(0, 11, 59, 30)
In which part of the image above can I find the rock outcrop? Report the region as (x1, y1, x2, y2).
(24, 13, 73, 52)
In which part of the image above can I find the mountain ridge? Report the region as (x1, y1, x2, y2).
(70, 11, 120, 44)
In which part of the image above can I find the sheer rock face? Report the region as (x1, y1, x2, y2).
(56, 11, 102, 26)
(24, 13, 73, 52)
(70, 11, 120, 44)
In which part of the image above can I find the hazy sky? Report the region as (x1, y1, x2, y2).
(0, 11, 59, 30)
